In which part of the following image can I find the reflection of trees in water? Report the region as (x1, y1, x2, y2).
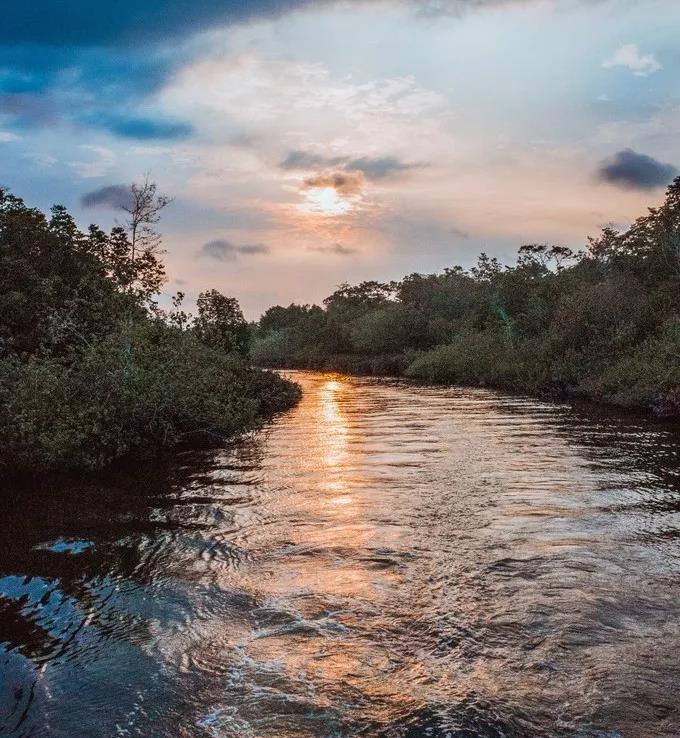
(0, 438, 267, 733)
(554, 403, 680, 520)
(478, 389, 680, 506)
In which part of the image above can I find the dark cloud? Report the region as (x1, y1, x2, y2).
(1, 1, 540, 46)
(3, 97, 193, 141)
(0, 4, 308, 139)
(282, 150, 422, 181)
(80, 184, 132, 209)
(347, 156, 420, 180)
(0, 43, 190, 139)
(0, 1, 548, 139)
(309, 243, 358, 255)
(0, 2, 319, 46)
(84, 114, 193, 140)
(198, 239, 270, 261)
(303, 170, 365, 196)
(281, 150, 346, 170)
(597, 149, 677, 190)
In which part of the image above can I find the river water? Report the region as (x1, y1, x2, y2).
(1, 371, 679, 738)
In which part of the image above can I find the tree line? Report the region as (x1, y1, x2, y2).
(252, 180, 680, 415)
(0, 183, 300, 475)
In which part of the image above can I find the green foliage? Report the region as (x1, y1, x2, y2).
(0, 187, 300, 474)
(350, 303, 429, 355)
(579, 319, 680, 407)
(251, 304, 328, 367)
(254, 179, 680, 412)
(194, 289, 250, 357)
(0, 322, 300, 473)
(405, 330, 520, 386)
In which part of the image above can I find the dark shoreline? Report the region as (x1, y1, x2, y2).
(0, 376, 301, 484)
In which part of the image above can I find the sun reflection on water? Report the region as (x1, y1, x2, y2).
(320, 377, 349, 484)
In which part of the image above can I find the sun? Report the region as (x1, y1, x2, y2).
(300, 186, 353, 216)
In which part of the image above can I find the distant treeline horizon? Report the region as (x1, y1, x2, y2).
(252, 180, 680, 415)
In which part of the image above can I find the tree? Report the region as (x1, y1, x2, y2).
(0, 190, 131, 356)
(0, 186, 301, 473)
(167, 291, 191, 331)
(470, 252, 502, 282)
(194, 290, 250, 356)
(121, 177, 172, 262)
(323, 281, 394, 322)
(518, 243, 575, 272)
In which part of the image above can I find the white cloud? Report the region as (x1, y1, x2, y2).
(603, 44, 661, 77)
(0, 131, 21, 142)
(69, 145, 116, 178)
(159, 54, 449, 148)
(24, 152, 58, 167)
(154, 52, 451, 219)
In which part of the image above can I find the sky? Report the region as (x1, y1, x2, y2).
(1, 0, 679, 318)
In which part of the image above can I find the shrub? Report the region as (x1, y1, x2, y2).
(0, 320, 300, 474)
(580, 319, 680, 407)
(405, 330, 520, 386)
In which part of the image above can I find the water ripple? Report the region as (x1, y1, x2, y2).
(1, 371, 679, 736)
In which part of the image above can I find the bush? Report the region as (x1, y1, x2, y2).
(405, 330, 520, 386)
(580, 319, 680, 407)
(0, 320, 300, 474)
(0, 187, 301, 475)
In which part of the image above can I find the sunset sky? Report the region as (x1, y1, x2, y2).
(2, 0, 679, 317)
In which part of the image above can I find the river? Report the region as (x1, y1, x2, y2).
(1, 371, 679, 737)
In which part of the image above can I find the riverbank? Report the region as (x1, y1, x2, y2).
(257, 353, 680, 419)
(0, 337, 302, 478)
(0, 187, 301, 476)
(252, 182, 680, 420)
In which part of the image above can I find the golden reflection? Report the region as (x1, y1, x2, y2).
(212, 371, 419, 727)
(330, 495, 353, 505)
(320, 377, 349, 472)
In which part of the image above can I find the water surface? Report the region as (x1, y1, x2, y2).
(1, 371, 679, 737)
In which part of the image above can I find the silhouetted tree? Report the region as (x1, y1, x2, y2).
(194, 289, 250, 357)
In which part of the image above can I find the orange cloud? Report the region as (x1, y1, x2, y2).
(303, 170, 366, 197)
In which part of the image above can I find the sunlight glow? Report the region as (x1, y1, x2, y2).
(300, 187, 353, 216)
(320, 378, 348, 467)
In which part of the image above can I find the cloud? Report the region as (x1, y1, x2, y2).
(0, 92, 57, 127)
(291, 153, 422, 210)
(80, 184, 132, 208)
(0, 131, 21, 142)
(24, 152, 58, 167)
(309, 242, 358, 255)
(0, 0, 543, 141)
(303, 170, 365, 196)
(603, 44, 661, 77)
(69, 145, 116, 179)
(597, 149, 677, 190)
(0, 1, 552, 46)
(415, 0, 540, 16)
(198, 239, 270, 260)
(0, 41, 190, 139)
(281, 150, 346, 170)
(282, 150, 422, 180)
(347, 156, 420, 180)
(86, 115, 194, 140)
